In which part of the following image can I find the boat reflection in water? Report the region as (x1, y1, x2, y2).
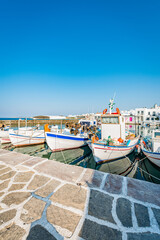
(0, 124, 159, 184)
(0, 141, 139, 179)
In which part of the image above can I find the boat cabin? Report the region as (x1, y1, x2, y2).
(78, 119, 97, 127)
(101, 114, 125, 140)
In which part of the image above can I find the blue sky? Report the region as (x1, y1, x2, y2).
(0, 0, 160, 117)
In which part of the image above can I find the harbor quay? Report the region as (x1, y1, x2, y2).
(0, 149, 160, 240)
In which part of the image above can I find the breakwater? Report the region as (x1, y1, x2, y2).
(0, 119, 78, 128)
(0, 149, 159, 240)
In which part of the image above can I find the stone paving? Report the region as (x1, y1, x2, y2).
(0, 149, 160, 240)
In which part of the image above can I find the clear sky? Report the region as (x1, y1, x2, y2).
(0, 0, 160, 117)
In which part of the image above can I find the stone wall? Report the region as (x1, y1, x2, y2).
(0, 149, 159, 240)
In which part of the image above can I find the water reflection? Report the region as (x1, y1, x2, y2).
(0, 124, 159, 184)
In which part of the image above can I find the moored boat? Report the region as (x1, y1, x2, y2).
(45, 124, 88, 152)
(9, 127, 45, 147)
(141, 130, 160, 168)
(0, 125, 11, 144)
(89, 99, 139, 164)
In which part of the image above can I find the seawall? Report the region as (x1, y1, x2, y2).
(0, 149, 160, 240)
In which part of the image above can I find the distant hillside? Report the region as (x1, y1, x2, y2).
(33, 115, 50, 119)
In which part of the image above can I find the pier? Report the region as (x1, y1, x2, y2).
(0, 149, 160, 240)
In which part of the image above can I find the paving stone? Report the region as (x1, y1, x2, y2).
(0, 209, 17, 225)
(0, 223, 26, 240)
(0, 167, 12, 175)
(2, 192, 30, 206)
(0, 171, 16, 180)
(0, 164, 6, 169)
(134, 203, 150, 227)
(127, 232, 160, 240)
(103, 174, 123, 194)
(35, 160, 84, 182)
(80, 169, 104, 188)
(35, 179, 61, 197)
(0, 192, 4, 197)
(21, 197, 45, 223)
(0, 149, 10, 155)
(15, 165, 30, 171)
(47, 204, 81, 234)
(0, 179, 10, 191)
(79, 219, 122, 240)
(152, 208, 160, 229)
(50, 183, 86, 210)
(127, 178, 160, 206)
(27, 225, 57, 240)
(116, 197, 132, 227)
(8, 183, 25, 191)
(23, 157, 46, 167)
(88, 189, 115, 223)
(14, 171, 34, 182)
(0, 152, 31, 166)
(27, 175, 50, 190)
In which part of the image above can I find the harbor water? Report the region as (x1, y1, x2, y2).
(0, 123, 160, 184)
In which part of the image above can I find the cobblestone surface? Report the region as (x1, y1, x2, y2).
(116, 197, 132, 227)
(0, 150, 160, 240)
(134, 203, 150, 227)
(88, 189, 115, 223)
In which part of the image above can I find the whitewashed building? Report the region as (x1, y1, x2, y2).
(122, 104, 160, 125)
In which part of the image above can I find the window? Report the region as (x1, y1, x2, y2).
(146, 118, 149, 120)
(155, 132, 160, 138)
(141, 111, 144, 114)
(153, 112, 156, 116)
(148, 112, 150, 115)
(151, 118, 154, 121)
(102, 117, 119, 124)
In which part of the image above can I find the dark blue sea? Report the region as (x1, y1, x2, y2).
(0, 118, 33, 120)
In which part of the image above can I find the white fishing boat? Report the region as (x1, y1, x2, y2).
(0, 126, 11, 144)
(89, 99, 139, 164)
(9, 127, 45, 147)
(141, 130, 160, 168)
(45, 124, 88, 152)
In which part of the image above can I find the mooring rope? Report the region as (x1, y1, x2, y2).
(137, 165, 160, 182)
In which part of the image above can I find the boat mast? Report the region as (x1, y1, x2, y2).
(109, 98, 115, 114)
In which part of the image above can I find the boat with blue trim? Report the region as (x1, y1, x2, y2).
(89, 98, 139, 164)
(45, 124, 89, 152)
(9, 126, 45, 147)
(141, 130, 160, 168)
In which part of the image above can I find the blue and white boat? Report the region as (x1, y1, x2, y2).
(141, 130, 160, 168)
(9, 127, 45, 147)
(45, 125, 88, 152)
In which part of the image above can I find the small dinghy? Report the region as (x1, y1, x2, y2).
(141, 129, 160, 168)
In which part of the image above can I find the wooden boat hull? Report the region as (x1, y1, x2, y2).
(90, 137, 139, 164)
(45, 132, 88, 152)
(9, 129, 45, 147)
(141, 148, 160, 168)
(0, 138, 11, 144)
(0, 131, 9, 138)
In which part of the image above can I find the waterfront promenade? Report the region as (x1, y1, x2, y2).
(0, 149, 160, 240)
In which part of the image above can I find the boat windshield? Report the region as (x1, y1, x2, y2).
(155, 132, 160, 138)
(102, 117, 119, 124)
(80, 121, 91, 126)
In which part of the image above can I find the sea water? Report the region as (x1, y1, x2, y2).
(0, 124, 159, 184)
